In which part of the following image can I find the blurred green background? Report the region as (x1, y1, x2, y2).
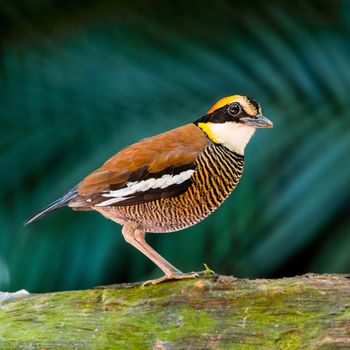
(1, 0, 349, 293)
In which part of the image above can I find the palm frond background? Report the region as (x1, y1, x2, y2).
(0, 0, 349, 292)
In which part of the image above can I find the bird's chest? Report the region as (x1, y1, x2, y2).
(149, 145, 245, 231)
(184, 144, 244, 210)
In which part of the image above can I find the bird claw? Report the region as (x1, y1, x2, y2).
(142, 271, 199, 286)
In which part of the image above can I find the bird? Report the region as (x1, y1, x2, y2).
(25, 95, 273, 284)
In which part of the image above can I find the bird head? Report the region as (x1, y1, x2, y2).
(195, 95, 273, 154)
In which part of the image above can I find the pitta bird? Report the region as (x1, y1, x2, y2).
(25, 95, 273, 284)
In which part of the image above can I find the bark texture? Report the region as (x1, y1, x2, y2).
(0, 273, 349, 349)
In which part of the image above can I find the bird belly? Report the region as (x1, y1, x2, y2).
(94, 145, 244, 233)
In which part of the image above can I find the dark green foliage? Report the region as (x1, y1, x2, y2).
(0, 0, 349, 292)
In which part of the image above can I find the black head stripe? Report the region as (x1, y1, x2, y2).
(194, 105, 251, 125)
(245, 96, 260, 113)
(194, 106, 230, 124)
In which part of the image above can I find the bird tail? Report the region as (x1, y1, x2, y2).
(24, 186, 78, 226)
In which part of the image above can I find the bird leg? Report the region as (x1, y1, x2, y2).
(121, 222, 199, 285)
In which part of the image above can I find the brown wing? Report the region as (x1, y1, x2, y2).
(72, 124, 208, 206)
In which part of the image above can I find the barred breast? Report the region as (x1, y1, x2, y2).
(95, 144, 244, 233)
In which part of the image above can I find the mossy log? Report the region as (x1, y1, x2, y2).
(0, 273, 349, 349)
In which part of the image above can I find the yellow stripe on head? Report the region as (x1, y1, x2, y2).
(207, 95, 260, 116)
(207, 95, 239, 113)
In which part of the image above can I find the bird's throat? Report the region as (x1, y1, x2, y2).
(197, 122, 255, 155)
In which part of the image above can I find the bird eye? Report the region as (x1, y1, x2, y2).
(228, 102, 241, 116)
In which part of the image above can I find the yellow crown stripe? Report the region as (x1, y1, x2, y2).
(207, 95, 238, 113)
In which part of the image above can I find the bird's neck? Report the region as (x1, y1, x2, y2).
(196, 122, 255, 155)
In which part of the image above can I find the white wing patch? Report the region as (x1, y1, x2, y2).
(95, 169, 195, 206)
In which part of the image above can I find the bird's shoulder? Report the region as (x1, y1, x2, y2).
(77, 123, 208, 197)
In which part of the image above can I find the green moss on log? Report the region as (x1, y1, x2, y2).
(0, 274, 349, 349)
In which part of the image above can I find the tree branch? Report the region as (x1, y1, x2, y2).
(0, 274, 349, 349)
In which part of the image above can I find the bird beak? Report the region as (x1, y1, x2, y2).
(240, 114, 273, 128)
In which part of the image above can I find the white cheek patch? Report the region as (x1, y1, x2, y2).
(95, 169, 195, 206)
(209, 122, 255, 154)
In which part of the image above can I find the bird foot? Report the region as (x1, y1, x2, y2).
(142, 272, 199, 286)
